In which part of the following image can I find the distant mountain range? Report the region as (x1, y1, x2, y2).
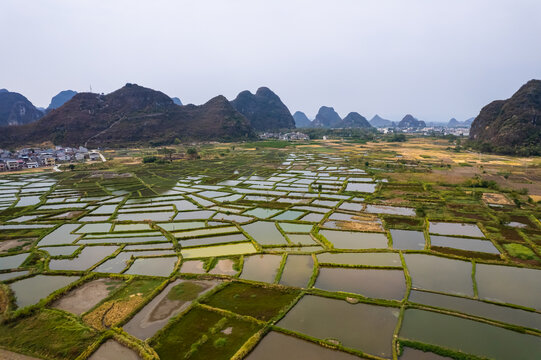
(470, 79, 541, 154)
(294, 107, 371, 129)
(0, 84, 299, 147)
(0, 84, 258, 147)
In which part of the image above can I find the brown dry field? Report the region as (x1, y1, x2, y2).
(316, 138, 541, 195)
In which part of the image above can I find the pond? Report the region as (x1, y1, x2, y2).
(242, 222, 288, 246)
(76, 223, 112, 233)
(399, 347, 452, 360)
(271, 210, 305, 221)
(287, 234, 318, 246)
(277, 295, 398, 358)
(124, 256, 178, 277)
(399, 308, 541, 360)
(279, 255, 313, 288)
(319, 230, 388, 250)
(365, 205, 415, 216)
(93, 252, 134, 273)
(430, 235, 499, 254)
(179, 260, 205, 274)
(390, 229, 426, 250)
(246, 331, 359, 360)
(0, 270, 29, 282)
(38, 224, 81, 246)
(475, 264, 541, 310)
(345, 182, 377, 193)
(113, 223, 152, 232)
(10, 275, 79, 308)
(317, 252, 402, 267)
(49, 245, 118, 271)
(208, 258, 239, 276)
(0, 253, 29, 270)
(180, 242, 257, 259)
(88, 340, 141, 360)
(243, 207, 282, 219)
(179, 233, 247, 248)
(314, 267, 406, 300)
(408, 290, 541, 331)
(174, 226, 239, 239)
(429, 222, 484, 238)
(173, 210, 215, 220)
(123, 279, 218, 339)
(116, 212, 174, 222)
(51, 278, 124, 315)
(278, 223, 313, 233)
(298, 212, 326, 223)
(403, 254, 473, 296)
(240, 254, 283, 283)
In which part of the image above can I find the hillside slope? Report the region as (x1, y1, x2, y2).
(0, 84, 255, 148)
(230, 87, 295, 131)
(0, 89, 44, 126)
(470, 79, 541, 155)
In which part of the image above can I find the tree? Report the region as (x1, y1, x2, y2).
(158, 147, 174, 162)
(187, 147, 198, 159)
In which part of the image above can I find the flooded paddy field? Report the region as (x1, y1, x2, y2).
(1, 141, 541, 359)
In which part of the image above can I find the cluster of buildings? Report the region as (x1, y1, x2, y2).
(259, 132, 310, 141)
(377, 126, 470, 136)
(0, 146, 102, 172)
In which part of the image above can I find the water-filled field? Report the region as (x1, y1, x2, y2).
(1, 143, 540, 359)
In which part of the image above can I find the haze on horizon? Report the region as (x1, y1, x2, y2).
(1, 0, 540, 123)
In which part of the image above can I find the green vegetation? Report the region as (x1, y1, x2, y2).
(167, 281, 206, 301)
(201, 282, 299, 321)
(0, 309, 97, 359)
(151, 306, 261, 360)
(503, 243, 540, 260)
(0, 138, 540, 359)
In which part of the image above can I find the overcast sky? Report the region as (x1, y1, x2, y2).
(1, 0, 540, 122)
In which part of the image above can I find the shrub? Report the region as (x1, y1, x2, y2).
(143, 156, 157, 163)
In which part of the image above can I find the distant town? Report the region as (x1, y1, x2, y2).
(0, 146, 103, 172)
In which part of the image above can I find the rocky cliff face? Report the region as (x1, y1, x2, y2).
(230, 87, 295, 131)
(312, 106, 342, 128)
(338, 112, 371, 128)
(0, 89, 44, 126)
(293, 111, 312, 128)
(0, 83, 255, 147)
(470, 79, 541, 154)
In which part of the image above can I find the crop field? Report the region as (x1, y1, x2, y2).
(1, 139, 541, 359)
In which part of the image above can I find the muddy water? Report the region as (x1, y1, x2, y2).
(403, 254, 473, 297)
(315, 267, 406, 300)
(399, 308, 541, 360)
(88, 340, 141, 360)
(277, 295, 398, 358)
(279, 255, 313, 288)
(208, 259, 238, 276)
(245, 331, 359, 360)
(240, 254, 283, 283)
(10, 275, 79, 308)
(123, 279, 218, 339)
(52, 278, 123, 315)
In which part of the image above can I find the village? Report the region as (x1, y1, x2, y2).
(0, 146, 103, 172)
